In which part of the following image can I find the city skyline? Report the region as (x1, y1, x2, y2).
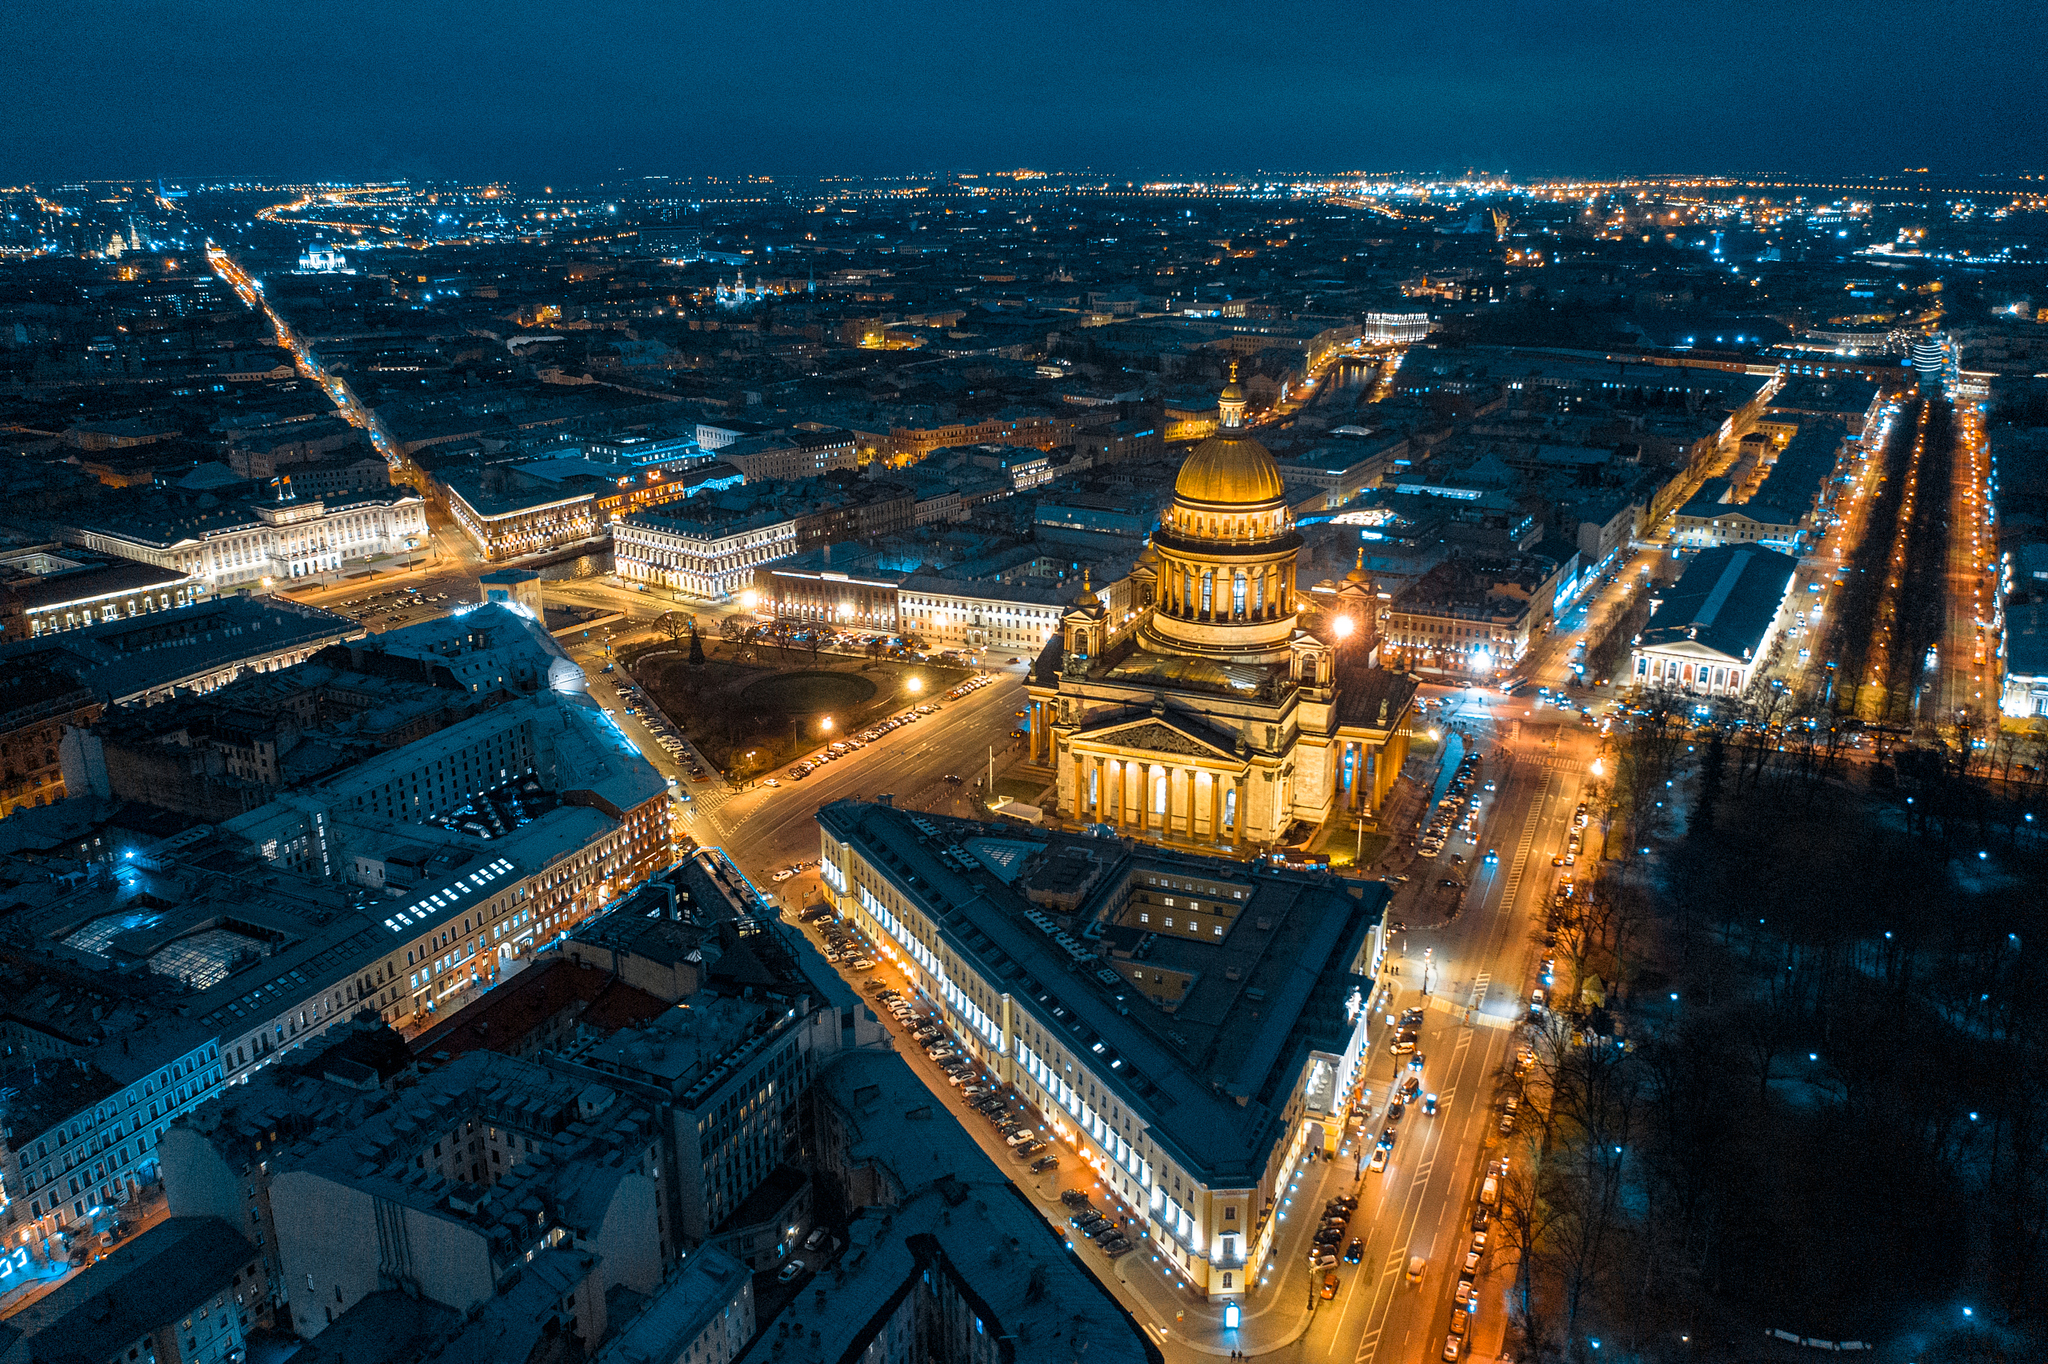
(4, 40, 2048, 1362)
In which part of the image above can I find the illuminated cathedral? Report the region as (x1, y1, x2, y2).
(1024, 370, 1415, 853)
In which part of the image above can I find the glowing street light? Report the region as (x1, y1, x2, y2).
(821, 716, 834, 733)
(1332, 615, 1355, 640)
(906, 675, 923, 694)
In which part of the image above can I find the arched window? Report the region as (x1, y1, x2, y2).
(1232, 571, 1247, 620)
(1255, 573, 1266, 615)
(1200, 571, 1213, 618)
(1151, 769, 1168, 814)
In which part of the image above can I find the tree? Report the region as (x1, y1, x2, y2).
(687, 619, 705, 668)
(657, 611, 691, 644)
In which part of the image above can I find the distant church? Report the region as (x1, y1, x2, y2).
(1024, 370, 1415, 851)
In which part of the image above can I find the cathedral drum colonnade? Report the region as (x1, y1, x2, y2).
(1025, 368, 1414, 854)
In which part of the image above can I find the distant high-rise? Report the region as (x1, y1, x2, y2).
(1912, 333, 1952, 392)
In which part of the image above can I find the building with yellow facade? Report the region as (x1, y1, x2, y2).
(1023, 372, 1415, 853)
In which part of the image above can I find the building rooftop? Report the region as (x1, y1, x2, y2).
(5, 559, 193, 612)
(407, 956, 670, 1061)
(1639, 544, 1798, 661)
(236, 1048, 657, 1261)
(0, 596, 360, 707)
(0, 1216, 258, 1364)
(741, 1047, 1157, 1364)
(816, 801, 1382, 1184)
(594, 1246, 750, 1364)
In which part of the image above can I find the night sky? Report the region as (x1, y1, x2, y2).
(9, 0, 2047, 181)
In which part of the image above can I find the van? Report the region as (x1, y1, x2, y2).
(1480, 1175, 1498, 1207)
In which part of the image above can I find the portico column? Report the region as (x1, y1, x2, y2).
(1092, 755, 1106, 818)
(1073, 753, 1085, 820)
(1233, 775, 1248, 850)
(1209, 772, 1221, 843)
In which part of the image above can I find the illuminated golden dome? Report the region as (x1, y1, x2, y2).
(1172, 364, 1285, 507)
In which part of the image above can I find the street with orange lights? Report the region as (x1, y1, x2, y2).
(1938, 402, 2001, 732)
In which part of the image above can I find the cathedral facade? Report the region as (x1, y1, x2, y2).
(1023, 373, 1415, 853)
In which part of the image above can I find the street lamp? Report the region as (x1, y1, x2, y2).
(906, 675, 923, 694)
(821, 716, 834, 734)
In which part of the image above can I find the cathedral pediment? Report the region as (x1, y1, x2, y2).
(1078, 715, 1238, 761)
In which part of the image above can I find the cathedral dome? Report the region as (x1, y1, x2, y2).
(1172, 366, 1285, 508)
(1174, 433, 1286, 506)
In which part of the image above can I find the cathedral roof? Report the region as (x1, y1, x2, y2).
(1172, 363, 1285, 508)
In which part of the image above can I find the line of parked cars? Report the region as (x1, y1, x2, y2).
(815, 916, 875, 971)
(943, 674, 998, 701)
(865, 979, 1060, 1169)
(1310, 1194, 1362, 1286)
(786, 704, 941, 780)
(613, 680, 708, 779)
(1061, 1189, 1134, 1258)
(1417, 753, 1486, 857)
(1437, 1161, 1504, 1359)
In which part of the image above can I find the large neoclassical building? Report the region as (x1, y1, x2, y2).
(1024, 373, 1415, 852)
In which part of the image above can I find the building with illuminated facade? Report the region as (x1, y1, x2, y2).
(1629, 544, 1797, 696)
(1024, 373, 1416, 849)
(896, 575, 1075, 656)
(815, 799, 1388, 1303)
(1382, 553, 1569, 679)
(0, 554, 204, 639)
(614, 506, 798, 602)
(65, 488, 429, 592)
(757, 548, 905, 634)
(443, 468, 600, 563)
(720, 429, 858, 483)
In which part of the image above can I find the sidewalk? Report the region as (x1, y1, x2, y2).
(0, 1181, 170, 1320)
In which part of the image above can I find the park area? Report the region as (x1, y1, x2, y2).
(629, 634, 970, 780)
